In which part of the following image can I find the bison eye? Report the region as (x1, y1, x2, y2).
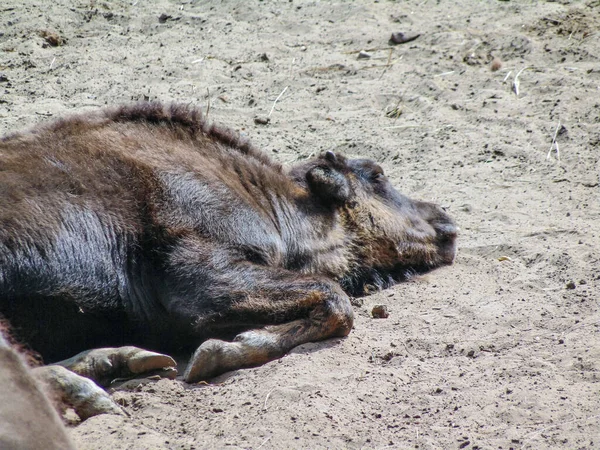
(371, 171, 385, 182)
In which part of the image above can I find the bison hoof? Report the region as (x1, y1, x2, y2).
(33, 365, 124, 421)
(56, 347, 177, 387)
(184, 339, 240, 383)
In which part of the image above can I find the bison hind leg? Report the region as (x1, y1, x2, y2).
(57, 346, 178, 387)
(33, 365, 125, 421)
(32, 346, 178, 421)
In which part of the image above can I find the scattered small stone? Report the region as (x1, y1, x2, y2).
(566, 281, 576, 290)
(490, 57, 502, 71)
(357, 50, 371, 59)
(557, 124, 568, 137)
(350, 297, 363, 307)
(0, 73, 8, 83)
(579, 279, 587, 285)
(381, 351, 396, 362)
(558, 338, 565, 344)
(466, 349, 475, 358)
(254, 116, 270, 125)
(259, 53, 269, 62)
(212, 407, 223, 413)
(371, 304, 389, 319)
(39, 30, 64, 47)
(158, 13, 172, 23)
(459, 441, 470, 449)
(389, 32, 420, 45)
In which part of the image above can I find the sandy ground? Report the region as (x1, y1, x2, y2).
(1, 0, 599, 448)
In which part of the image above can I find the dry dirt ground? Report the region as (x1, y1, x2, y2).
(1, 0, 599, 449)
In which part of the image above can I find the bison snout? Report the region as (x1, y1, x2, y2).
(435, 222, 458, 265)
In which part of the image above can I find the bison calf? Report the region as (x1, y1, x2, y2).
(0, 103, 456, 412)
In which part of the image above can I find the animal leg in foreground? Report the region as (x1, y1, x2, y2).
(184, 273, 353, 382)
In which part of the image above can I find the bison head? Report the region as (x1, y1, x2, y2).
(292, 151, 457, 296)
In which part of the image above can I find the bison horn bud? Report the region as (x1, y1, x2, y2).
(325, 151, 337, 163)
(306, 165, 351, 205)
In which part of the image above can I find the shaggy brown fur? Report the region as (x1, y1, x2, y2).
(0, 102, 457, 380)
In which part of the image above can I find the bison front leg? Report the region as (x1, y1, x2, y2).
(184, 281, 353, 382)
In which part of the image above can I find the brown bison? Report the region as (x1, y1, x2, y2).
(0, 103, 456, 411)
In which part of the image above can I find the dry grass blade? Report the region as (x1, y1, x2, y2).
(379, 48, 394, 80)
(268, 86, 289, 117)
(513, 67, 528, 97)
(205, 88, 211, 119)
(546, 120, 561, 161)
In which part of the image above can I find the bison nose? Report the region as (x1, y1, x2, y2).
(437, 223, 459, 240)
(436, 222, 458, 264)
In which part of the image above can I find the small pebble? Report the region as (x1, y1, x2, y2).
(371, 304, 389, 319)
(389, 32, 420, 45)
(350, 297, 364, 307)
(254, 116, 270, 125)
(490, 57, 502, 71)
(357, 50, 371, 59)
(39, 30, 64, 47)
(566, 281, 576, 290)
(158, 13, 172, 23)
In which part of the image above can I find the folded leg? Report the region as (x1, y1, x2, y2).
(179, 269, 353, 382)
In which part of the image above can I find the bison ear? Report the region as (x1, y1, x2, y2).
(306, 165, 351, 204)
(324, 151, 337, 163)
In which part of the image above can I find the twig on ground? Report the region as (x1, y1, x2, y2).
(342, 46, 394, 54)
(49, 57, 56, 70)
(256, 436, 271, 449)
(546, 120, 561, 161)
(263, 387, 276, 410)
(378, 48, 394, 80)
(268, 86, 288, 117)
(383, 124, 426, 130)
(434, 70, 455, 77)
